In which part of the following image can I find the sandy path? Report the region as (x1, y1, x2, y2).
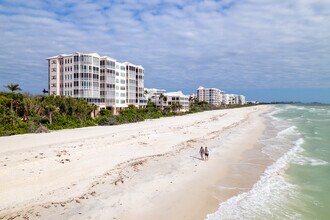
(0, 106, 271, 220)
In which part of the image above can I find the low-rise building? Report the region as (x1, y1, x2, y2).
(222, 94, 246, 105)
(145, 88, 189, 112)
(164, 91, 189, 112)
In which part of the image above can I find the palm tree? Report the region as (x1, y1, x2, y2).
(170, 102, 183, 113)
(4, 84, 21, 93)
(159, 94, 167, 112)
(4, 84, 21, 113)
(91, 104, 98, 118)
(177, 103, 183, 113)
(163, 95, 167, 104)
(159, 94, 165, 111)
(44, 104, 57, 124)
(144, 90, 149, 96)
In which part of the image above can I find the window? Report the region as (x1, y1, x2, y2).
(51, 76, 56, 80)
(51, 60, 56, 64)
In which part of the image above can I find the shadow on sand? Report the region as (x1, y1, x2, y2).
(190, 156, 204, 161)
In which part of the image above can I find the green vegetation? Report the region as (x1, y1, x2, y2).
(0, 84, 255, 136)
(0, 88, 96, 136)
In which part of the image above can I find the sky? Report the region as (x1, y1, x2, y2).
(0, 0, 329, 103)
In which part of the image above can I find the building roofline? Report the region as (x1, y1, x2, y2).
(46, 52, 101, 60)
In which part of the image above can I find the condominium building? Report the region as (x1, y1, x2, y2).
(164, 91, 189, 112)
(223, 94, 246, 105)
(47, 52, 146, 113)
(238, 95, 246, 105)
(196, 86, 224, 106)
(144, 88, 166, 98)
(144, 88, 166, 103)
(145, 88, 189, 112)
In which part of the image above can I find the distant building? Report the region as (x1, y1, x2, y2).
(145, 88, 189, 112)
(197, 86, 246, 106)
(164, 91, 189, 112)
(238, 95, 246, 105)
(223, 94, 246, 105)
(47, 52, 146, 114)
(196, 86, 224, 106)
(144, 88, 166, 103)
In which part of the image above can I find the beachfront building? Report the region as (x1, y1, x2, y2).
(222, 94, 246, 105)
(47, 52, 146, 113)
(164, 91, 190, 112)
(144, 88, 166, 99)
(238, 95, 246, 105)
(196, 86, 224, 106)
(144, 88, 166, 104)
(196, 86, 246, 106)
(223, 94, 234, 105)
(124, 62, 146, 108)
(145, 88, 189, 112)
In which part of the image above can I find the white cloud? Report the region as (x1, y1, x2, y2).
(0, 0, 329, 94)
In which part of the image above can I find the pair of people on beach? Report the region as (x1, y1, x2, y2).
(199, 147, 209, 161)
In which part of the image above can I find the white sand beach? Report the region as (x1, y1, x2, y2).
(0, 106, 272, 220)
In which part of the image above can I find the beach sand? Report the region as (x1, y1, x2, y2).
(0, 105, 272, 220)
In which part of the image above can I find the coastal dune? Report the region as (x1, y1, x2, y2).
(0, 106, 271, 220)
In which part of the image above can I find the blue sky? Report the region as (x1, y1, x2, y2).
(0, 0, 329, 103)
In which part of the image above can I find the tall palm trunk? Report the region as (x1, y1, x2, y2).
(49, 112, 53, 124)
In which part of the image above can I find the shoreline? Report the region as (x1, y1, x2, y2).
(0, 105, 272, 219)
(120, 106, 272, 220)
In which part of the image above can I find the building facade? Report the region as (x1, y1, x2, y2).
(222, 94, 246, 105)
(164, 91, 189, 112)
(197, 86, 246, 106)
(196, 86, 224, 106)
(145, 88, 189, 112)
(47, 52, 146, 113)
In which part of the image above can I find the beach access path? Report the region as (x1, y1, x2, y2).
(0, 105, 271, 220)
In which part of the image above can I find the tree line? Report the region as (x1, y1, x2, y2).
(0, 84, 252, 136)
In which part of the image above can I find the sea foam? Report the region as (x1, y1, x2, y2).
(206, 107, 305, 220)
(206, 138, 304, 220)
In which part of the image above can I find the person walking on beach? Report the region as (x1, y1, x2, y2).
(204, 147, 209, 161)
(199, 147, 205, 160)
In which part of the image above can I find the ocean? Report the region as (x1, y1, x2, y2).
(207, 105, 330, 220)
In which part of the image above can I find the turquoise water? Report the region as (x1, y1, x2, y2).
(207, 105, 330, 220)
